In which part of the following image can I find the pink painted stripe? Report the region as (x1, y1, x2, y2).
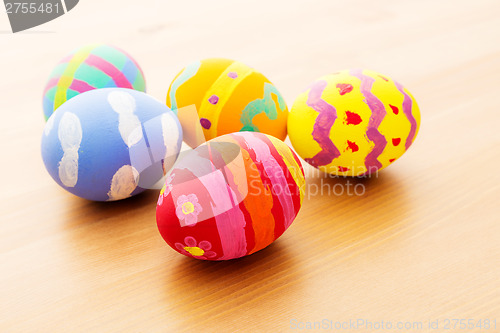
(69, 79, 95, 93)
(214, 204, 247, 260)
(350, 69, 387, 175)
(116, 46, 146, 87)
(197, 165, 247, 260)
(43, 77, 59, 95)
(364, 127, 387, 174)
(84, 54, 133, 88)
(394, 81, 417, 150)
(304, 80, 341, 167)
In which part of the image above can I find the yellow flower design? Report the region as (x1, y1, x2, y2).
(175, 236, 216, 259)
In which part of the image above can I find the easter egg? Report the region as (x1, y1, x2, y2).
(288, 69, 421, 177)
(166, 58, 288, 147)
(43, 44, 146, 121)
(41, 88, 182, 201)
(156, 132, 305, 260)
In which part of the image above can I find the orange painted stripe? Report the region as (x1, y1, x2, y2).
(231, 137, 276, 254)
(198, 62, 253, 138)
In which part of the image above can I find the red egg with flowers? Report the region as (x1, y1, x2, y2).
(156, 132, 305, 260)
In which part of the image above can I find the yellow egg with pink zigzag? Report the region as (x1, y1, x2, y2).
(288, 69, 421, 177)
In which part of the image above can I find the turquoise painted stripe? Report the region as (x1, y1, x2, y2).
(169, 60, 201, 111)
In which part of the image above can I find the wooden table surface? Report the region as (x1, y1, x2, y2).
(1, 1, 499, 332)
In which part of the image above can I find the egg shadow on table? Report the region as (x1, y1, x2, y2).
(63, 189, 159, 224)
(161, 237, 302, 322)
(159, 167, 415, 325)
(300, 165, 414, 245)
(60, 189, 161, 262)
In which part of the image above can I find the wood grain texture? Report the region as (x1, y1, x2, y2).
(1, 1, 499, 332)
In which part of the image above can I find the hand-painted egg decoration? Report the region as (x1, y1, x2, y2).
(156, 132, 305, 260)
(43, 44, 146, 121)
(41, 88, 182, 201)
(166, 58, 288, 147)
(288, 69, 421, 176)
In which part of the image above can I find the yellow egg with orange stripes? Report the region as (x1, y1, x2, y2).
(288, 69, 421, 177)
(166, 58, 288, 147)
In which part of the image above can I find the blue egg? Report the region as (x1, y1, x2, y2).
(41, 88, 183, 201)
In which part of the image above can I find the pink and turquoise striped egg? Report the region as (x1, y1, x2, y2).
(42, 44, 146, 121)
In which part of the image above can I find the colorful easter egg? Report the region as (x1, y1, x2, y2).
(43, 44, 146, 121)
(41, 88, 182, 201)
(288, 69, 420, 176)
(156, 132, 305, 260)
(166, 58, 288, 147)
